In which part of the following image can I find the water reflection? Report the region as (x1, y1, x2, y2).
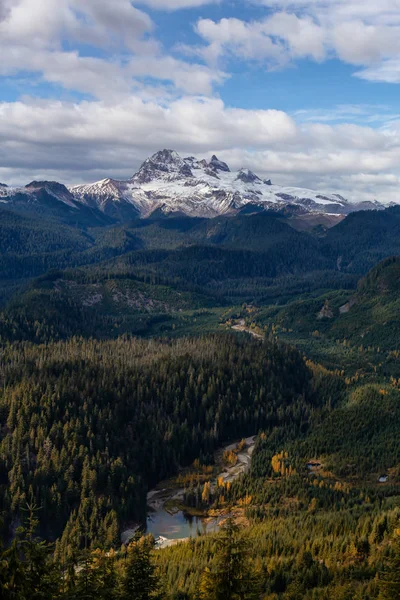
(146, 508, 218, 540)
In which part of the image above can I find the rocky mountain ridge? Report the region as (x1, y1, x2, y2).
(1, 150, 386, 221)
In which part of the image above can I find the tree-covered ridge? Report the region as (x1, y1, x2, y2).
(3, 206, 400, 315)
(0, 334, 312, 556)
(3, 205, 400, 599)
(0, 266, 218, 343)
(322, 206, 400, 273)
(250, 255, 400, 361)
(156, 504, 400, 599)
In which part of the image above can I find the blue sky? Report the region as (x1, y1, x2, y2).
(146, 1, 400, 115)
(0, 0, 400, 203)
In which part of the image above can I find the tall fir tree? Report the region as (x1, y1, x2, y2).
(199, 517, 259, 600)
(379, 529, 400, 600)
(120, 533, 159, 600)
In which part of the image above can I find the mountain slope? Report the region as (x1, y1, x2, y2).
(0, 150, 386, 223)
(0, 180, 113, 226)
(323, 206, 400, 273)
(329, 256, 400, 349)
(69, 149, 385, 220)
(256, 256, 400, 354)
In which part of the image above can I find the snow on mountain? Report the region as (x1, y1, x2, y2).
(25, 181, 78, 208)
(0, 150, 386, 221)
(71, 178, 143, 219)
(131, 149, 193, 185)
(0, 181, 77, 208)
(72, 178, 127, 208)
(0, 180, 112, 225)
(70, 149, 386, 219)
(0, 184, 23, 197)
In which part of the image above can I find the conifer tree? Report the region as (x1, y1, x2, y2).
(0, 504, 61, 600)
(120, 533, 159, 600)
(0, 535, 26, 600)
(199, 517, 259, 600)
(379, 530, 400, 599)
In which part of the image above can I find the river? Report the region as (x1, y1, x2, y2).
(122, 436, 256, 549)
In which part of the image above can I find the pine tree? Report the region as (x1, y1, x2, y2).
(0, 504, 61, 600)
(21, 504, 61, 599)
(69, 548, 118, 600)
(72, 551, 99, 600)
(199, 517, 259, 600)
(0, 535, 26, 600)
(120, 533, 159, 600)
(379, 530, 400, 599)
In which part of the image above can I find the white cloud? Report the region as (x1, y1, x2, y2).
(355, 60, 400, 84)
(195, 18, 283, 65)
(254, 0, 400, 23)
(1, 0, 400, 206)
(139, 0, 218, 9)
(0, 0, 225, 98)
(0, 0, 154, 50)
(263, 12, 326, 61)
(128, 56, 227, 95)
(0, 97, 297, 155)
(199, 1, 400, 83)
(1, 97, 400, 204)
(195, 13, 326, 67)
(293, 105, 400, 125)
(332, 21, 400, 65)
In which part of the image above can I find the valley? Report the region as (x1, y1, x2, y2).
(1, 172, 400, 598)
(142, 437, 256, 548)
(2, 0, 400, 595)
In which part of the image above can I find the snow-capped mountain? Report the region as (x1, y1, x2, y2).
(0, 180, 79, 207)
(69, 150, 384, 219)
(0, 180, 111, 225)
(0, 150, 385, 222)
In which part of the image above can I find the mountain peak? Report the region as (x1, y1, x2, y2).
(210, 155, 230, 173)
(236, 168, 262, 184)
(25, 180, 78, 208)
(26, 180, 70, 193)
(150, 149, 182, 165)
(131, 149, 193, 184)
(64, 149, 386, 221)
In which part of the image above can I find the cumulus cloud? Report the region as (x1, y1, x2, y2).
(263, 12, 326, 61)
(332, 21, 400, 65)
(0, 0, 154, 50)
(194, 13, 326, 67)
(198, 1, 400, 83)
(1, 97, 400, 204)
(0, 97, 297, 158)
(0, 0, 224, 97)
(139, 0, 218, 9)
(128, 56, 226, 96)
(0, 0, 400, 206)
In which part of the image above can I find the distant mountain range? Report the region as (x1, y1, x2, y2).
(0, 149, 386, 223)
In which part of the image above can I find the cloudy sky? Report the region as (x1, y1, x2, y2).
(1, 0, 400, 202)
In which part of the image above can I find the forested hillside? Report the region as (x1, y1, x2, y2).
(249, 256, 400, 377)
(3, 205, 400, 315)
(2, 204, 400, 599)
(0, 334, 311, 556)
